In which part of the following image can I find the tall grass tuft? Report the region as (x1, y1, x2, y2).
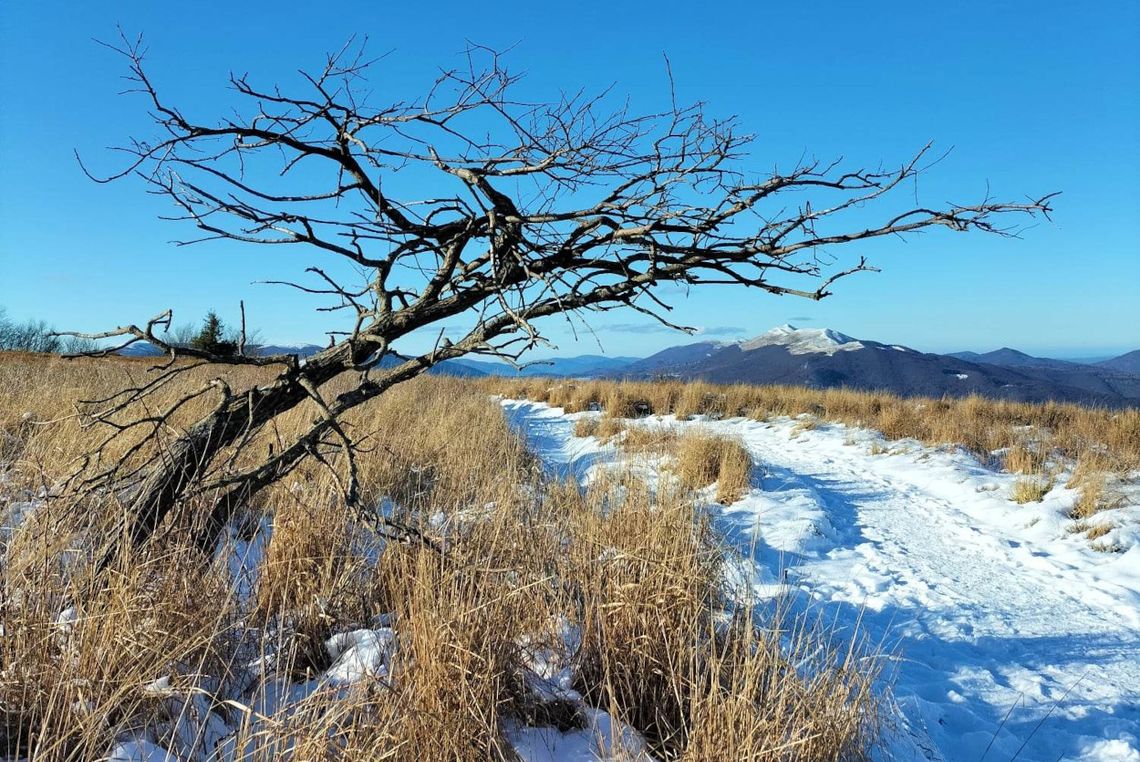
(675, 432, 754, 503)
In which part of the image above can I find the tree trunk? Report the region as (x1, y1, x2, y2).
(99, 405, 237, 570)
(99, 370, 322, 569)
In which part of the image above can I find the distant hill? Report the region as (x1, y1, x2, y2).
(117, 343, 164, 357)
(358, 353, 489, 378)
(947, 347, 1079, 371)
(252, 343, 325, 357)
(618, 325, 1140, 407)
(119, 342, 629, 378)
(618, 341, 734, 377)
(1098, 350, 1140, 374)
(250, 347, 637, 378)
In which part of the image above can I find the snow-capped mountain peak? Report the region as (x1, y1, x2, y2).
(739, 324, 864, 356)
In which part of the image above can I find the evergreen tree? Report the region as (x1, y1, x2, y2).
(190, 310, 238, 356)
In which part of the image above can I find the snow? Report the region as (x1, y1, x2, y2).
(1, 499, 38, 545)
(508, 710, 652, 762)
(501, 399, 1140, 762)
(955, 373, 969, 379)
(505, 614, 653, 759)
(101, 624, 400, 760)
(323, 627, 396, 685)
(738, 324, 865, 356)
(218, 516, 272, 606)
(106, 740, 179, 761)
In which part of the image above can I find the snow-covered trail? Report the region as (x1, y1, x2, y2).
(500, 400, 1140, 762)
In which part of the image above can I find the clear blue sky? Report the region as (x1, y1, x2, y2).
(1, 1, 1137, 358)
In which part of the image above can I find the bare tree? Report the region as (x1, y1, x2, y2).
(1, 307, 95, 354)
(162, 320, 201, 349)
(62, 36, 1055, 563)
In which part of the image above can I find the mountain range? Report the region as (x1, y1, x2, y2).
(118, 327, 1140, 406)
(613, 326, 1140, 406)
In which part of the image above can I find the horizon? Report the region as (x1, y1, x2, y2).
(249, 322, 1135, 364)
(2, 1, 1138, 360)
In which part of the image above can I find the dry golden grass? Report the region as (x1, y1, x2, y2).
(0, 542, 239, 759)
(0, 353, 881, 760)
(573, 416, 600, 438)
(675, 432, 754, 504)
(673, 383, 715, 420)
(790, 416, 820, 437)
(485, 377, 1140, 472)
(1072, 473, 1107, 519)
(1084, 522, 1115, 541)
(1003, 441, 1046, 475)
(573, 415, 625, 442)
(1069, 472, 1126, 521)
(596, 416, 626, 442)
(1010, 476, 1053, 504)
(563, 474, 880, 758)
(620, 424, 679, 454)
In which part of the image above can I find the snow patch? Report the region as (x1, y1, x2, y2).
(507, 710, 653, 762)
(106, 739, 178, 761)
(323, 628, 396, 685)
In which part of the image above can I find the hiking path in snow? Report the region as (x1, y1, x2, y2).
(500, 399, 1140, 762)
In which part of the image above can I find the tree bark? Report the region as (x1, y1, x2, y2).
(99, 348, 356, 568)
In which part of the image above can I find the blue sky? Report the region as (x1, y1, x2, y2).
(1, 1, 1137, 359)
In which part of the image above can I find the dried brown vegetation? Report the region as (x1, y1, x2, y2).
(487, 378, 1140, 502)
(0, 354, 881, 760)
(1003, 441, 1047, 475)
(674, 433, 754, 504)
(1009, 476, 1054, 504)
(572, 415, 626, 443)
(564, 476, 880, 759)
